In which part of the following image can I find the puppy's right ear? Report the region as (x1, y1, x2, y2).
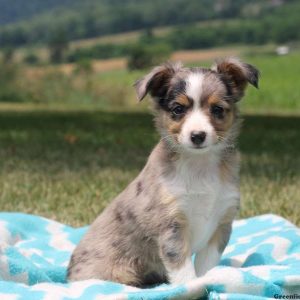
(134, 62, 182, 101)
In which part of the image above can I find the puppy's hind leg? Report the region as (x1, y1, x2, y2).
(158, 216, 196, 285)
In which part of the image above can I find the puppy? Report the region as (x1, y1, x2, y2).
(67, 58, 259, 287)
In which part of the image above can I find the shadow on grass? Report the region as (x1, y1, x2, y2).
(241, 115, 300, 156)
(0, 110, 155, 173)
(0, 110, 299, 176)
(240, 114, 300, 178)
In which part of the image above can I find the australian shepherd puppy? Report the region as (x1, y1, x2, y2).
(67, 58, 259, 287)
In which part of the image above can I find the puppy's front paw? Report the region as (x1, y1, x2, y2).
(169, 271, 197, 285)
(168, 258, 197, 285)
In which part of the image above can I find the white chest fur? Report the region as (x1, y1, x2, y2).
(164, 151, 239, 253)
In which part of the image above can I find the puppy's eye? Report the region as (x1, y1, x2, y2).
(211, 105, 224, 118)
(172, 105, 185, 115)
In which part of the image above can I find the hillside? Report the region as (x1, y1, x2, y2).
(0, 0, 289, 47)
(0, 0, 78, 25)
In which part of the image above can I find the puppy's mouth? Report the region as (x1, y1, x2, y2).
(183, 144, 211, 153)
(191, 145, 207, 149)
(183, 140, 225, 152)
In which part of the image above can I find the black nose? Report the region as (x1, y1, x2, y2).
(190, 131, 206, 146)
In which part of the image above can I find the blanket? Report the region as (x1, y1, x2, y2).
(0, 213, 299, 300)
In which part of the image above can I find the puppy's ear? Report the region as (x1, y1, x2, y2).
(134, 62, 182, 101)
(212, 57, 260, 101)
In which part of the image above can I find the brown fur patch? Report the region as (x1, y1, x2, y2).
(175, 94, 191, 107)
(216, 61, 248, 92)
(159, 94, 192, 138)
(167, 115, 186, 136)
(203, 94, 236, 139)
(135, 62, 182, 101)
(207, 94, 229, 107)
(148, 68, 173, 97)
(213, 58, 259, 100)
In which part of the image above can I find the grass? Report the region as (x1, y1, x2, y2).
(0, 109, 299, 227)
(0, 50, 299, 227)
(8, 50, 299, 114)
(241, 53, 300, 113)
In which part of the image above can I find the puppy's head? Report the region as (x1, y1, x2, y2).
(135, 58, 259, 153)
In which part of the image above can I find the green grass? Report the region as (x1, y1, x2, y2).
(0, 50, 299, 226)
(87, 51, 300, 113)
(6, 50, 300, 114)
(241, 53, 300, 113)
(0, 109, 299, 226)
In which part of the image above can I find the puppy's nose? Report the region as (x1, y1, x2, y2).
(190, 131, 206, 146)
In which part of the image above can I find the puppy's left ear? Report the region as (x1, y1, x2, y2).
(134, 62, 182, 101)
(212, 57, 260, 101)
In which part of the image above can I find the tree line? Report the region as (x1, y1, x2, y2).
(64, 2, 300, 68)
(0, 0, 295, 48)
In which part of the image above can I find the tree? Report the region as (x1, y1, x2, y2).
(48, 29, 69, 64)
(23, 52, 39, 65)
(127, 43, 171, 70)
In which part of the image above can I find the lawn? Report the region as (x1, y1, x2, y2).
(0, 51, 299, 227)
(0, 109, 299, 226)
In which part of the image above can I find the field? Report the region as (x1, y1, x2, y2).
(0, 51, 299, 227)
(13, 19, 238, 63)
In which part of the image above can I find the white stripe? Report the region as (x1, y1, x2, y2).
(186, 73, 204, 107)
